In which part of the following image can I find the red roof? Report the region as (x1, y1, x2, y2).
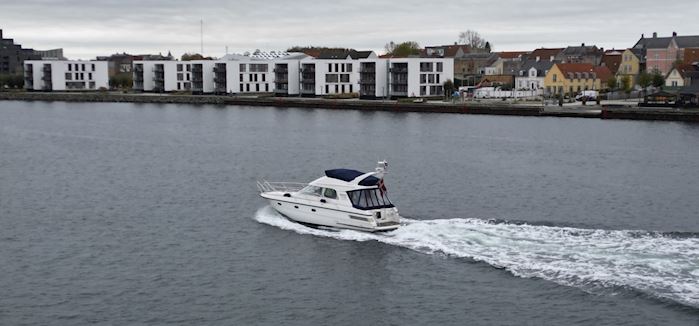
(601, 53, 622, 74)
(529, 48, 564, 60)
(497, 51, 528, 59)
(556, 63, 612, 80)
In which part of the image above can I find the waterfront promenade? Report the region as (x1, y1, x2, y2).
(1, 91, 698, 122)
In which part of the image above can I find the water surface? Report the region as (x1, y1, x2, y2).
(1, 101, 698, 325)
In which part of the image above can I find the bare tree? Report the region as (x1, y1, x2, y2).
(457, 30, 490, 50)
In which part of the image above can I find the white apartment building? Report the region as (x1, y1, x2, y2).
(273, 53, 308, 96)
(358, 57, 454, 99)
(24, 60, 108, 91)
(131, 52, 454, 99)
(132, 61, 195, 92)
(134, 58, 277, 94)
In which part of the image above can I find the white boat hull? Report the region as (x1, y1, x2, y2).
(261, 193, 400, 232)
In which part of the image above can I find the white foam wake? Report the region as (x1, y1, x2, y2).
(254, 206, 699, 308)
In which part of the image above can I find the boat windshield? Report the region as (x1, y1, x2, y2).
(299, 185, 323, 196)
(347, 188, 394, 210)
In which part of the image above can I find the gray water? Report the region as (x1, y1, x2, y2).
(1, 100, 698, 325)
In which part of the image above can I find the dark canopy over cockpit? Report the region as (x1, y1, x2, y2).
(325, 169, 381, 186)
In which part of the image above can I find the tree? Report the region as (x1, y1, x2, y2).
(638, 72, 652, 95)
(443, 79, 455, 97)
(384, 41, 421, 57)
(181, 53, 213, 61)
(457, 30, 491, 51)
(651, 70, 665, 88)
(0, 74, 24, 89)
(109, 74, 133, 89)
(606, 77, 618, 91)
(621, 75, 632, 99)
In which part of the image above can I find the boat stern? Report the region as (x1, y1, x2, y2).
(371, 207, 401, 232)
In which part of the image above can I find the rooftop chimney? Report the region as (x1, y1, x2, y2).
(641, 33, 644, 39)
(672, 31, 677, 37)
(653, 32, 657, 38)
(582, 43, 585, 47)
(0, 29, 3, 39)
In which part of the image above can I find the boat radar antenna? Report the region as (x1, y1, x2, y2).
(375, 160, 388, 176)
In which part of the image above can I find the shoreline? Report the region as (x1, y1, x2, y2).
(1, 92, 698, 122)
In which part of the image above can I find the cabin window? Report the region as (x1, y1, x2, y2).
(323, 188, 337, 199)
(347, 188, 393, 210)
(300, 185, 323, 197)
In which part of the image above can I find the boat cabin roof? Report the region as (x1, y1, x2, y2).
(308, 169, 381, 190)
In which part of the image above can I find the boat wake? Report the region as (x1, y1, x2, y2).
(254, 206, 699, 309)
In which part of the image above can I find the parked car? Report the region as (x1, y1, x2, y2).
(575, 90, 599, 101)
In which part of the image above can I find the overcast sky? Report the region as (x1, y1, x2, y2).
(1, 0, 696, 59)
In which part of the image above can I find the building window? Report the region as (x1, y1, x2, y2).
(349, 84, 353, 93)
(335, 85, 339, 93)
(340, 74, 349, 83)
(88, 73, 92, 80)
(65, 73, 72, 80)
(436, 74, 440, 84)
(91, 64, 95, 71)
(428, 74, 435, 83)
(420, 86, 427, 96)
(341, 84, 345, 93)
(81, 64, 85, 71)
(436, 62, 443, 72)
(347, 64, 352, 72)
(239, 83, 243, 91)
(325, 74, 338, 83)
(246, 84, 250, 92)
(265, 83, 269, 92)
(262, 74, 266, 82)
(178, 73, 183, 81)
(420, 74, 427, 84)
(240, 74, 244, 82)
(553, 74, 557, 82)
(256, 84, 260, 92)
(177, 64, 183, 72)
(68, 64, 72, 71)
(335, 63, 339, 72)
(186, 64, 191, 72)
(328, 63, 332, 72)
(240, 64, 246, 72)
(325, 85, 329, 93)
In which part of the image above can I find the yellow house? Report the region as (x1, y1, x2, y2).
(617, 49, 642, 84)
(544, 63, 613, 95)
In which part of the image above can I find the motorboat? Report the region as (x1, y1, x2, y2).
(257, 161, 401, 232)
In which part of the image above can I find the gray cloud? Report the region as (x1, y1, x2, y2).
(2, 0, 697, 59)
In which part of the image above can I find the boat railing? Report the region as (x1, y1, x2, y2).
(256, 180, 307, 193)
